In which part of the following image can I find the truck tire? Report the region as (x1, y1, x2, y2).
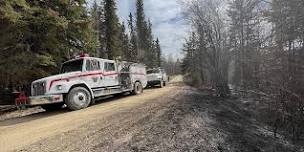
(41, 103, 64, 111)
(132, 82, 143, 95)
(65, 87, 91, 111)
(160, 81, 164, 88)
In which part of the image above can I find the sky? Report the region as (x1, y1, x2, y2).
(89, 0, 189, 58)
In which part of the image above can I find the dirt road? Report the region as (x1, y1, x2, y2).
(0, 77, 302, 152)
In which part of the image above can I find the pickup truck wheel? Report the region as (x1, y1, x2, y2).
(41, 103, 64, 111)
(132, 82, 143, 95)
(160, 81, 164, 88)
(66, 87, 91, 111)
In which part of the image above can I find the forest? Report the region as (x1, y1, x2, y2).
(181, 0, 304, 142)
(0, 0, 164, 89)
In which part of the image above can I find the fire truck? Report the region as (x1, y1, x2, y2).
(29, 55, 147, 111)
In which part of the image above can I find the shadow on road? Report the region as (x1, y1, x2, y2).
(0, 94, 129, 127)
(0, 109, 69, 126)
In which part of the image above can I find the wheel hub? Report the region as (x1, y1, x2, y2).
(73, 92, 87, 106)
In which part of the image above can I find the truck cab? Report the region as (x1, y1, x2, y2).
(30, 56, 147, 111)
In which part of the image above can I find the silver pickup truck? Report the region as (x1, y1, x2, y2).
(146, 68, 169, 88)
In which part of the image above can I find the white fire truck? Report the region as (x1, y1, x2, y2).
(29, 55, 147, 111)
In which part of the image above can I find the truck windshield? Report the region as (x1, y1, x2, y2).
(147, 69, 160, 74)
(61, 59, 83, 73)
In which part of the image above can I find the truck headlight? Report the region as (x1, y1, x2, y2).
(56, 85, 63, 90)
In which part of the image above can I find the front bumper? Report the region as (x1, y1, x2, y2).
(147, 80, 162, 85)
(29, 94, 64, 106)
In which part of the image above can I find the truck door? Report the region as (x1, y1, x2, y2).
(103, 62, 119, 87)
(83, 59, 102, 89)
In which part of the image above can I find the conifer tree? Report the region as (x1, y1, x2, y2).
(91, 1, 102, 57)
(135, 0, 159, 67)
(0, 0, 162, 88)
(128, 13, 138, 62)
(91, 0, 107, 58)
(155, 38, 162, 67)
(120, 23, 130, 61)
(0, 0, 97, 87)
(145, 19, 155, 67)
(136, 0, 149, 62)
(104, 0, 122, 59)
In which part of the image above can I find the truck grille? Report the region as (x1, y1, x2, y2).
(32, 81, 46, 96)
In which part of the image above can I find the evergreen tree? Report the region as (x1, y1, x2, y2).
(0, 0, 162, 88)
(135, 0, 159, 67)
(128, 13, 138, 62)
(146, 19, 156, 67)
(181, 32, 202, 86)
(91, 0, 107, 58)
(136, 0, 149, 63)
(0, 0, 97, 87)
(155, 38, 162, 67)
(104, 0, 122, 59)
(91, 1, 101, 57)
(119, 23, 130, 61)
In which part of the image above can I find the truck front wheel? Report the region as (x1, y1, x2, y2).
(65, 87, 91, 111)
(160, 81, 164, 88)
(132, 82, 143, 95)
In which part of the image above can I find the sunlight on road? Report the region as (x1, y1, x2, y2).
(170, 75, 183, 83)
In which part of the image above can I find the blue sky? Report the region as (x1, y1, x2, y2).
(89, 0, 189, 57)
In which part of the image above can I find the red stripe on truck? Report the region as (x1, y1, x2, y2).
(49, 72, 107, 90)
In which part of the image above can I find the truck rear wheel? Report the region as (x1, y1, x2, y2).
(41, 103, 64, 111)
(65, 87, 91, 111)
(132, 82, 143, 95)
